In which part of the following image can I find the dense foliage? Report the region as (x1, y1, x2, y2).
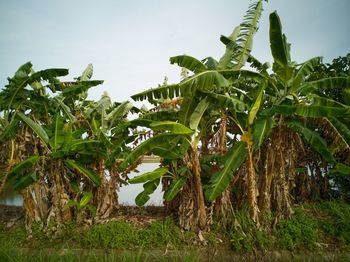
(0, 0, 349, 238)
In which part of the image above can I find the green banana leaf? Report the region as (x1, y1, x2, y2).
(129, 167, 168, 184)
(287, 120, 335, 163)
(252, 117, 274, 150)
(329, 117, 350, 146)
(17, 112, 49, 145)
(328, 163, 350, 176)
(205, 141, 246, 202)
(189, 97, 210, 130)
(291, 57, 322, 92)
(150, 121, 194, 134)
(119, 133, 190, 170)
(217, 25, 241, 69)
(13, 172, 38, 191)
(64, 160, 101, 186)
(80, 64, 93, 81)
(62, 80, 103, 97)
(135, 178, 160, 206)
(164, 176, 188, 201)
(170, 55, 207, 73)
(232, 0, 263, 70)
(8, 155, 39, 177)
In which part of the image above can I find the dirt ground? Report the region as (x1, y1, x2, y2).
(0, 204, 166, 224)
(0, 204, 23, 223)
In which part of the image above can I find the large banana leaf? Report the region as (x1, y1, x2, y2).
(129, 167, 168, 184)
(131, 84, 180, 102)
(291, 57, 322, 92)
(17, 112, 49, 146)
(150, 121, 194, 134)
(136, 110, 178, 123)
(106, 101, 134, 127)
(80, 64, 93, 81)
(1, 63, 31, 110)
(205, 141, 246, 202)
(132, 70, 229, 102)
(8, 155, 39, 177)
(189, 97, 210, 130)
(269, 11, 289, 67)
(13, 172, 38, 191)
(252, 116, 273, 150)
(119, 133, 190, 170)
(62, 80, 103, 97)
(269, 11, 292, 81)
(220, 69, 267, 82)
(296, 105, 348, 117)
(329, 117, 350, 146)
(0, 117, 19, 141)
(179, 71, 229, 97)
(206, 92, 247, 112)
(54, 97, 76, 122)
(217, 25, 241, 69)
(286, 120, 335, 163)
(50, 114, 65, 151)
(64, 160, 101, 186)
(328, 163, 350, 176)
(164, 176, 187, 201)
(298, 77, 350, 94)
(170, 55, 207, 73)
(248, 81, 266, 125)
(135, 178, 160, 206)
(178, 97, 197, 126)
(310, 94, 347, 108)
(232, 0, 263, 70)
(29, 68, 69, 83)
(270, 104, 349, 118)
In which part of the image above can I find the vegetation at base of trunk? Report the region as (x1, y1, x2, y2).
(0, 202, 350, 260)
(1, 0, 350, 244)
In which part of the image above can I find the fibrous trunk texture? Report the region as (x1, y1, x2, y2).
(258, 125, 300, 224)
(95, 161, 119, 221)
(178, 149, 209, 231)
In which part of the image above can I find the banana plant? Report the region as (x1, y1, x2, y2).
(230, 11, 350, 223)
(81, 92, 136, 219)
(126, 0, 266, 230)
(0, 63, 108, 230)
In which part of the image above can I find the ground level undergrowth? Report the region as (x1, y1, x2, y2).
(1, 201, 350, 261)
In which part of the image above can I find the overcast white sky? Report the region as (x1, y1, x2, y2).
(1, 0, 349, 103)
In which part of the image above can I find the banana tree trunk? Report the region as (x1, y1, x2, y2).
(212, 112, 235, 227)
(178, 148, 208, 231)
(192, 146, 207, 230)
(47, 160, 72, 226)
(95, 161, 119, 221)
(246, 144, 260, 226)
(258, 126, 298, 224)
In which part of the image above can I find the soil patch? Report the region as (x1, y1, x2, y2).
(0, 204, 166, 224)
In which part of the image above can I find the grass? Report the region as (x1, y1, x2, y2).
(80, 218, 183, 249)
(0, 248, 202, 262)
(229, 201, 350, 252)
(0, 201, 350, 261)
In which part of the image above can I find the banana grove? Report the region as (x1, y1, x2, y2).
(1, 0, 350, 235)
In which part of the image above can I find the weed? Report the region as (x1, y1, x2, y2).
(274, 208, 317, 250)
(229, 209, 271, 252)
(312, 201, 350, 245)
